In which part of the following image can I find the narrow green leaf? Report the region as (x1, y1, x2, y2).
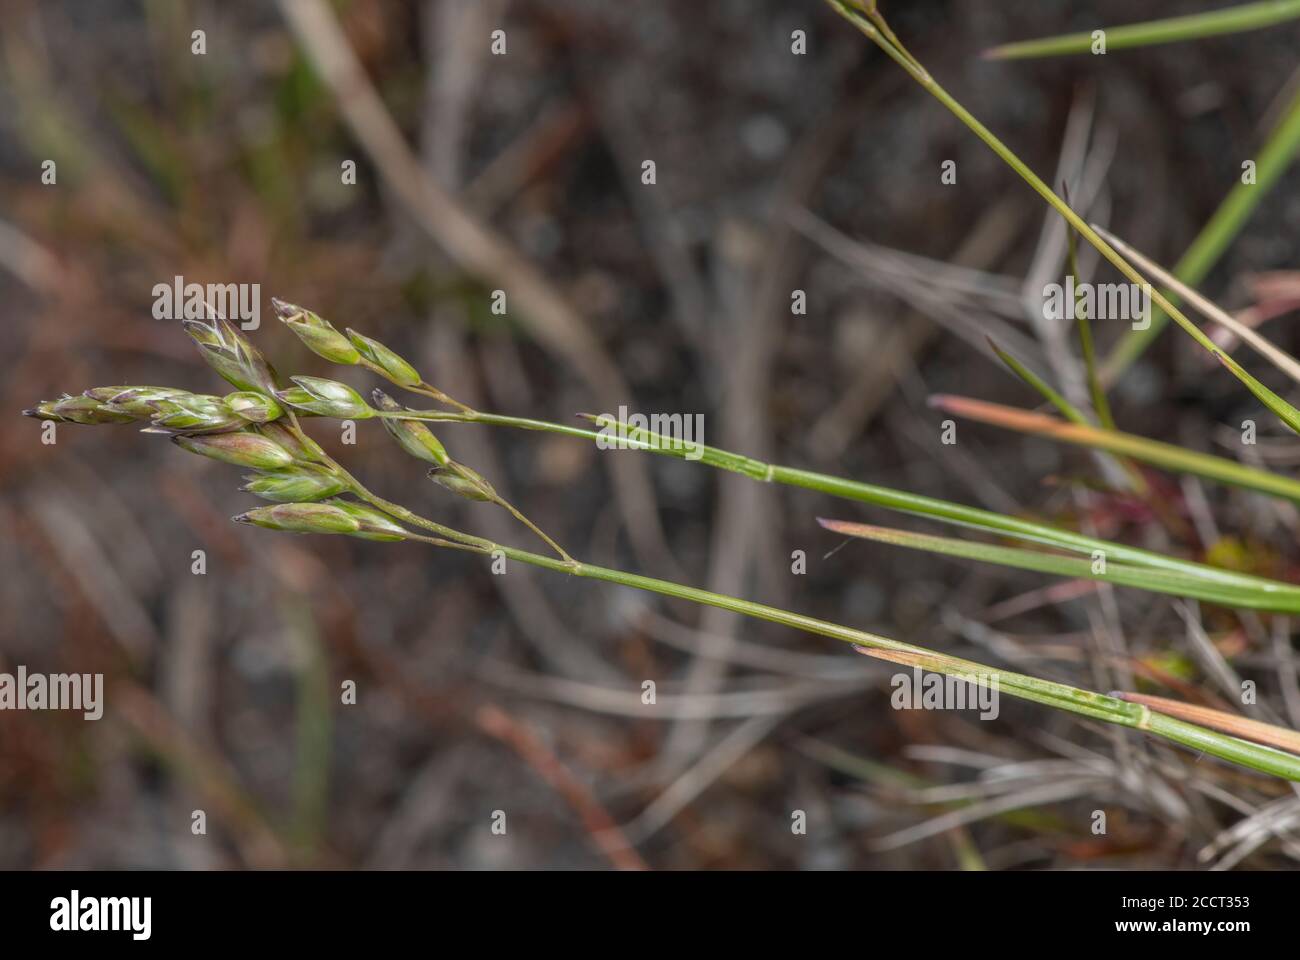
(1066, 223, 1117, 430)
(1095, 224, 1300, 386)
(1213, 348, 1300, 436)
(394, 406, 1300, 603)
(984, 0, 1300, 60)
(498, 543, 1300, 780)
(931, 393, 1300, 498)
(987, 338, 1088, 425)
(1105, 85, 1300, 378)
(817, 518, 1300, 613)
(1115, 692, 1300, 754)
(827, 0, 1300, 435)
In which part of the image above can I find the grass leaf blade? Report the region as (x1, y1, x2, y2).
(1115, 692, 1300, 754)
(931, 393, 1300, 498)
(983, 0, 1300, 59)
(817, 518, 1300, 613)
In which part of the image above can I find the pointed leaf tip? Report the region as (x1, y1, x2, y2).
(817, 517, 860, 534)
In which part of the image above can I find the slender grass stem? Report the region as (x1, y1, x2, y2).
(373, 408, 773, 478)
(482, 488, 574, 564)
(1063, 225, 1155, 498)
(1103, 83, 1300, 379)
(400, 536, 1300, 781)
(446, 458, 575, 564)
(1095, 224, 1300, 385)
(988, 337, 1088, 426)
(475, 478, 572, 561)
(1004, 213, 1151, 498)
(827, 0, 1300, 434)
(376, 405, 1300, 605)
(355, 353, 479, 415)
(362, 410, 572, 561)
(359, 485, 493, 549)
(410, 481, 1300, 774)
(282, 413, 493, 552)
(409, 533, 500, 555)
(406, 379, 477, 415)
(1067, 226, 1117, 431)
(359, 458, 1250, 758)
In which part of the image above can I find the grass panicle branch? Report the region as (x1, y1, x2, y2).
(373, 406, 1300, 611)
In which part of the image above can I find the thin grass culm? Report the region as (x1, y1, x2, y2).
(21, 306, 1300, 783)
(827, 0, 1300, 437)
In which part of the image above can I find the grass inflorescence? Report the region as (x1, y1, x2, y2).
(22, 292, 1300, 783)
